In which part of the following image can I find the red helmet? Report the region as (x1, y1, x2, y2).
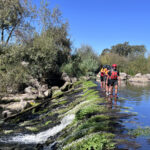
(112, 64, 117, 68)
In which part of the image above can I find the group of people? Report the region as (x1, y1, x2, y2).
(100, 64, 121, 97)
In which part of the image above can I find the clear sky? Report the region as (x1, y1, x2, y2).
(36, 0, 150, 55)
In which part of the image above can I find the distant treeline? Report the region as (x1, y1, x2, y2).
(99, 42, 150, 75)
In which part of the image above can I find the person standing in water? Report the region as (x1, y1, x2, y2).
(100, 66, 105, 89)
(108, 64, 121, 96)
(105, 65, 111, 96)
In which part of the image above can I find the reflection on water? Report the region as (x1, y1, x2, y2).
(98, 80, 150, 149)
(118, 81, 150, 149)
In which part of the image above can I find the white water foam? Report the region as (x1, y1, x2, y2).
(3, 114, 75, 144)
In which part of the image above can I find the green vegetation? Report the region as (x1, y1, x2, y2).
(63, 132, 115, 150)
(57, 81, 116, 149)
(100, 42, 150, 75)
(128, 127, 150, 137)
(61, 45, 100, 77)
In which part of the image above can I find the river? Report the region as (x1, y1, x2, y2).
(114, 81, 150, 150)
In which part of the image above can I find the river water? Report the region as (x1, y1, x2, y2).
(114, 81, 150, 150)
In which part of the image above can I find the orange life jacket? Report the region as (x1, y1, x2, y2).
(100, 68, 105, 77)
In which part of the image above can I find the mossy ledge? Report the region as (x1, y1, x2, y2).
(56, 80, 116, 150)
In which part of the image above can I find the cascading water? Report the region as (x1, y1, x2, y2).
(0, 114, 75, 144)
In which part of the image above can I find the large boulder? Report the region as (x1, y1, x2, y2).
(120, 72, 128, 80)
(24, 86, 38, 94)
(70, 77, 77, 83)
(142, 74, 150, 79)
(5, 100, 32, 112)
(128, 73, 150, 83)
(135, 73, 142, 78)
(28, 77, 40, 88)
(61, 72, 71, 82)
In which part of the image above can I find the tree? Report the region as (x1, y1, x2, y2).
(110, 42, 146, 57)
(0, 0, 35, 46)
(76, 45, 100, 75)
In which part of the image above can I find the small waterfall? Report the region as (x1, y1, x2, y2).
(1, 114, 75, 144)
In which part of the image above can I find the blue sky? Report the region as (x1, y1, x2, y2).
(35, 0, 150, 55)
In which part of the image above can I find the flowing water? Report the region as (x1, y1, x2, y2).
(0, 81, 150, 149)
(117, 82, 150, 150)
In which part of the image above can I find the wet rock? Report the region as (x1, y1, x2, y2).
(142, 74, 150, 79)
(2, 110, 12, 118)
(24, 86, 38, 94)
(39, 84, 48, 92)
(60, 82, 73, 91)
(70, 77, 77, 83)
(128, 77, 150, 83)
(61, 72, 71, 82)
(51, 86, 59, 91)
(37, 91, 45, 99)
(44, 89, 52, 98)
(135, 73, 142, 78)
(5, 100, 32, 112)
(3, 130, 13, 134)
(28, 77, 40, 88)
(120, 72, 128, 80)
(2, 94, 38, 101)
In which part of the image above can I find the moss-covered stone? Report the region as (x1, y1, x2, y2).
(128, 127, 150, 137)
(45, 120, 52, 126)
(26, 126, 39, 132)
(52, 90, 63, 98)
(3, 130, 13, 134)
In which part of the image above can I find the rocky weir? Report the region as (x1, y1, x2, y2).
(0, 80, 142, 150)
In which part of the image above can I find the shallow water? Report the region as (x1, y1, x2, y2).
(114, 82, 150, 150)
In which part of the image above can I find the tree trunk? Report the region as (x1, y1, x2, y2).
(1, 27, 4, 45)
(5, 25, 16, 46)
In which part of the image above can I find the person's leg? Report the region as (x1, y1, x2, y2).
(106, 79, 110, 95)
(100, 76, 103, 88)
(109, 79, 113, 95)
(114, 84, 118, 95)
